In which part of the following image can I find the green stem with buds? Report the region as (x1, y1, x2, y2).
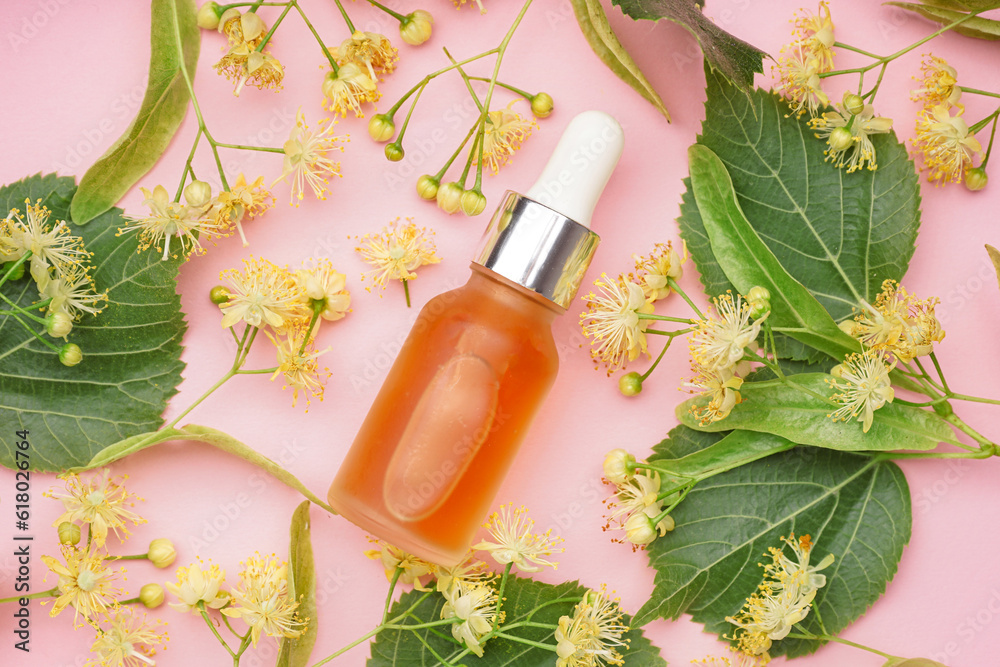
(255, 1, 293, 51)
(294, 2, 338, 71)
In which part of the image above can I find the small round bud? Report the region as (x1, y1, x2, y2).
(197, 2, 223, 29)
(828, 127, 854, 153)
(416, 174, 440, 200)
(530, 92, 554, 118)
(603, 448, 636, 485)
(147, 538, 177, 569)
(184, 180, 213, 208)
(368, 114, 396, 142)
(209, 285, 231, 305)
(746, 286, 770, 303)
(842, 92, 865, 116)
(59, 343, 82, 367)
(384, 143, 405, 162)
(436, 182, 464, 214)
(624, 513, 657, 546)
(140, 583, 165, 609)
(46, 311, 73, 339)
(399, 9, 434, 46)
(748, 300, 770, 320)
(58, 522, 81, 545)
(966, 167, 988, 192)
(618, 371, 643, 397)
(460, 189, 487, 216)
(3, 261, 25, 281)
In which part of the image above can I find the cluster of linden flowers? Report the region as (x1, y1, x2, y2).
(579, 242, 688, 380)
(166, 553, 306, 651)
(211, 7, 284, 95)
(725, 534, 834, 663)
(601, 449, 682, 549)
(1, 199, 108, 366)
(215, 255, 351, 408)
(38, 471, 177, 666)
(354, 217, 440, 305)
(825, 279, 945, 432)
(910, 55, 989, 190)
(364, 504, 631, 664)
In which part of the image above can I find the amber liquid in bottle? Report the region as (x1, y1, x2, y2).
(327, 264, 561, 566)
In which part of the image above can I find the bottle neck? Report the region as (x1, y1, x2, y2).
(467, 263, 564, 324)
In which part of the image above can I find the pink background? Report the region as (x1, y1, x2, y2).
(2, 0, 1000, 665)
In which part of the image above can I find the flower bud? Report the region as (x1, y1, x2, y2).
(624, 513, 657, 546)
(3, 261, 25, 281)
(828, 127, 854, 152)
(748, 299, 770, 320)
(399, 9, 434, 46)
(384, 143, 405, 162)
(140, 583, 165, 609)
(197, 2, 223, 29)
(436, 182, 464, 214)
(59, 343, 83, 367)
(618, 371, 643, 397)
(148, 538, 177, 569)
(842, 92, 865, 116)
(210, 285, 231, 305)
(368, 114, 396, 142)
(746, 286, 770, 303)
(460, 189, 487, 216)
(416, 174, 439, 200)
(184, 180, 213, 208)
(46, 311, 73, 339)
(966, 167, 988, 192)
(603, 449, 635, 485)
(58, 522, 81, 545)
(530, 92, 554, 118)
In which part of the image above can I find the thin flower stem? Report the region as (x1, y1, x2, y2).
(445, 48, 485, 113)
(894, 396, 949, 408)
(105, 553, 149, 561)
(961, 86, 1000, 99)
(366, 0, 405, 22)
(492, 632, 557, 651)
(882, 448, 993, 460)
(235, 367, 278, 375)
(498, 620, 560, 631)
(382, 567, 402, 625)
(402, 279, 411, 307)
(943, 412, 997, 452)
(970, 105, 1000, 135)
(657, 483, 693, 519)
(117, 596, 143, 605)
(330, 0, 356, 33)
(434, 121, 481, 180)
(833, 41, 884, 59)
(411, 630, 463, 666)
(222, 613, 242, 638)
(861, 61, 889, 101)
(214, 142, 285, 153)
(175, 128, 204, 202)
(384, 618, 460, 630)
(298, 305, 323, 355)
(950, 393, 1000, 406)
(200, 604, 237, 658)
(4, 311, 60, 352)
(466, 76, 534, 99)
(0, 587, 58, 604)
(165, 369, 237, 431)
(459, 132, 482, 185)
(0, 300, 47, 324)
(0, 249, 31, 287)
(645, 327, 692, 336)
(926, 353, 952, 393)
(637, 313, 694, 324)
(640, 335, 674, 381)
(393, 82, 428, 148)
(256, 0, 294, 51)
(977, 109, 999, 166)
(911, 358, 947, 393)
(386, 50, 498, 117)
(668, 279, 704, 319)
(293, 2, 338, 71)
(523, 596, 584, 622)
(785, 631, 899, 660)
(493, 562, 514, 631)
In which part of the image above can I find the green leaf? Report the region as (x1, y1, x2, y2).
(887, 3, 1000, 39)
(277, 501, 318, 667)
(677, 373, 956, 452)
(612, 0, 767, 92)
(633, 446, 912, 659)
(570, 0, 671, 121)
(651, 424, 726, 460)
(369, 577, 666, 666)
(679, 66, 921, 324)
(687, 144, 860, 361)
(649, 428, 795, 478)
(70, 423, 336, 514)
(70, 0, 200, 224)
(0, 174, 185, 471)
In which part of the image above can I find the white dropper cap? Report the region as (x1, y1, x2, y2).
(524, 110, 625, 228)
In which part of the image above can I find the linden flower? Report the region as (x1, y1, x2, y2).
(474, 101, 536, 175)
(215, 44, 284, 96)
(42, 264, 108, 321)
(338, 30, 398, 81)
(693, 647, 769, 667)
(912, 104, 982, 186)
(166, 560, 228, 613)
(767, 533, 835, 596)
(604, 470, 674, 547)
(118, 185, 222, 260)
(219, 256, 304, 329)
(212, 174, 274, 247)
(472, 503, 564, 573)
(435, 556, 491, 598)
(222, 554, 305, 647)
(273, 110, 347, 205)
(555, 586, 629, 667)
(364, 539, 436, 591)
(773, 44, 829, 119)
(293, 258, 351, 322)
(827, 349, 895, 433)
(688, 292, 764, 373)
(633, 241, 687, 302)
(850, 280, 945, 362)
(41, 546, 123, 625)
(579, 274, 655, 375)
(88, 607, 167, 667)
(912, 54, 962, 108)
(47, 471, 145, 548)
(791, 0, 835, 71)
(685, 365, 744, 425)
(218, 8, 267, 46)
(810, 104, 893, 173)
(4, 200, 90, 287)
(322, 62, 380, 118)
(453, 0, 486, 13)
(355, 218, 441, 293)
(265, 327, 331, 409)
(440, 582, 499, 657)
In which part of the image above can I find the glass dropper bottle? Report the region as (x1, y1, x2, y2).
(328, 111, 625, 566)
